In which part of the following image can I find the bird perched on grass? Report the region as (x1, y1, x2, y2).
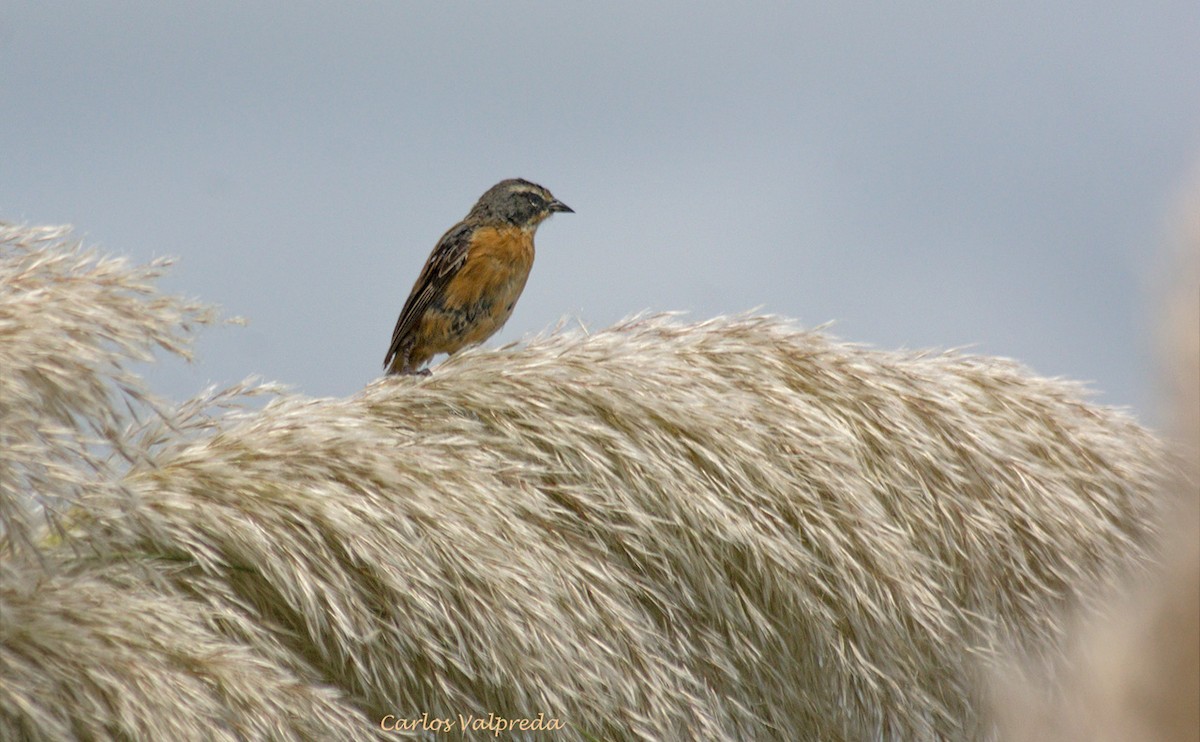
(383, 178, 573, 375)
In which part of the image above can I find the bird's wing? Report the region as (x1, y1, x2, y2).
(383, 222, 474, 370)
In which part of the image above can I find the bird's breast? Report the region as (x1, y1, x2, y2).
(430, 225, 535, 349)
(445, 226, 534, 306)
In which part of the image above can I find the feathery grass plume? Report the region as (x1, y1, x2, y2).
(993, 170, 1200, 742)
(116, 321, 1163, 739)
(0, 224, 373, 741)
(1, 222, 1169, 740)
(0, 222, 219, 559)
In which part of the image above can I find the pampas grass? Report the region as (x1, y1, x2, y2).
(0, 222, 1169, 740)
(0, 222, 218, 559)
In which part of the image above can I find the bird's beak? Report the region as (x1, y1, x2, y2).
(548, 199, 574, 214)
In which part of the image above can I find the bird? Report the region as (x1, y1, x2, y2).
(383, 178, 573, 376)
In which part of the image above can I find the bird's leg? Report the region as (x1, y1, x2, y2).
(399, 344, 431, 376)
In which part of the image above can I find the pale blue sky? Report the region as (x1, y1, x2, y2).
(3, 1, 1197, 424)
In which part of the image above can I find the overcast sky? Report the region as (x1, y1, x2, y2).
(3, 2, 1197, 425)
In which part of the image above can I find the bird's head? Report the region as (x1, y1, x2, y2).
(470, 178, 573, 230)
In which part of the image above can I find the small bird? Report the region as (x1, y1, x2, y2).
(384, 178, 573, 375)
